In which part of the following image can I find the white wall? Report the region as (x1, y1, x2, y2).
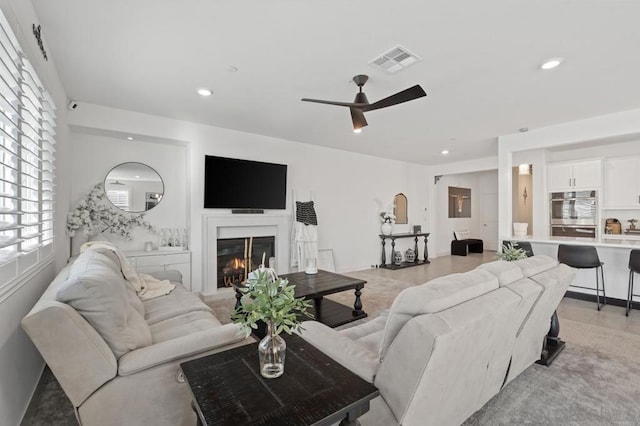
(69, 132, 188, 252)
(432, 170, 498, 256)
(0, 1, 70, 424)
(68, 103, 431, 294)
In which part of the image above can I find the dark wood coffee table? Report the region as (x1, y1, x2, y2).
(235, 270, 367, 329)
(180, 336, 379, 426)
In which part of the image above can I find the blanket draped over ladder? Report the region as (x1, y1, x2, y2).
(80, 241, 175, 300)
(290, 191, 319, 271)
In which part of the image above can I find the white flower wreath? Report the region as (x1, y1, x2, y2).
(66, 183, 154, 240)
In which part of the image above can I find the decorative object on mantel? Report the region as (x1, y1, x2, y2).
(231, 268, 313, 378)
(158, 228, 187, 251)
(66, 183, 154, 241)
(379, 206, 396, 235)
(413, 225, 422, 234)
(629, 219, 638, 231)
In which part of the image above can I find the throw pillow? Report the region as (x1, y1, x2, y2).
(56, 250, 152, 358)
(454, 230, 470, 241)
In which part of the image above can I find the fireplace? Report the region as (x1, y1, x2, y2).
(217, 236, 275, 288)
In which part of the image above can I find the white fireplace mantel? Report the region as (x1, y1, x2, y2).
(202, 212, 291, 294)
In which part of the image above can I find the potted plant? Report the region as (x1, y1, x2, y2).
(497, 241, 528, 261)
(231, 268, 313, 378)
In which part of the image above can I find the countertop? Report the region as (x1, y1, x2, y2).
(505, 235, 640, 249)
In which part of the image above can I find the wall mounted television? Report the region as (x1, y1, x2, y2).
(204, 155, 287, 209)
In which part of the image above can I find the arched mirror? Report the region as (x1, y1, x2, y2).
(393, 193, 408, 224)
(104, 162, 164, 212)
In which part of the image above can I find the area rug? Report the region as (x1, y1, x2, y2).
(464, 319, 640, 425)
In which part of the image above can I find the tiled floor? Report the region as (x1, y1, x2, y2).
(365, 251, 640, 336)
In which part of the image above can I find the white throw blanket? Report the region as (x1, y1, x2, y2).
(80, 241, 175, 300)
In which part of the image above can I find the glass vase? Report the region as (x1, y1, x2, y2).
(258, 321, 286, 378)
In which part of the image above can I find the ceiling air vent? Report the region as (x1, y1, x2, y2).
(369, 45, 422, 74)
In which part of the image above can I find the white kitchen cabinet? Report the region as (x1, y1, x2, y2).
(547, 160, 601, 191)
(604, 157, 640, 209)
(126, 250, 192, 290)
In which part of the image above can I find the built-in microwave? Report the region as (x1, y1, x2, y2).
(549, 191, 597, 226)
(549, 190, 598, 238)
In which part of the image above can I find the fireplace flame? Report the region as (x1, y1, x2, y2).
(222, 257, 247, 287)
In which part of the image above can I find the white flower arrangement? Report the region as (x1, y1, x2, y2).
(379, 207, 396, 224)
(66, 183, 154, 240)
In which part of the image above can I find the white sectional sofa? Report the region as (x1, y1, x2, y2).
(22, 248, 248, 426)
(300, 255, 574, 426)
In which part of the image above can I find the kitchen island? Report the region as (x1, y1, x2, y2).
(502, 235, 640, 301)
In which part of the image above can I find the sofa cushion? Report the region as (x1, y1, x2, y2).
(476, 260, 525, 286)
(150, 310, 222, 343)
(142, 284, 213, 325)
(56, 250, 152, 358)
(380, 269, 498, 358)
(514, 255, 559, 277)
(85, 247, 146, 317)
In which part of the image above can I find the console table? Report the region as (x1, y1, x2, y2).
(379, 232, 430, 270)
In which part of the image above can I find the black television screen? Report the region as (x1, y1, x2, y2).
(204, 155, 287, 209)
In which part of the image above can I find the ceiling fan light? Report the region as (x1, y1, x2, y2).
(353, 128, 362, 134)
(541, 58, 564, 70)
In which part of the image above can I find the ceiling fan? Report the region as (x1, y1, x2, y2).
(301, 74, 426, 132)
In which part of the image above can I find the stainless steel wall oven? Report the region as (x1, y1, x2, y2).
(549, 190, 597, 238)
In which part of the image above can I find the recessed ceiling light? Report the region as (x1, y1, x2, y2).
(519, 127, 529, 133)
(126, 136, 134, 140)
(135, 175, 140, 178)
(441, 150, 449, 155)
(541, 57, 564, 70)
(197, 88, 213, 96)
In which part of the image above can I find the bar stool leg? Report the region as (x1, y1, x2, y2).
(625, 270, 633, 316)
(595, 267, 601, 311)
(601, 265, 606, 307)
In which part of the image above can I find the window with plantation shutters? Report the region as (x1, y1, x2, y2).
(0, 9, 56, 289)
(106, 189, 130, 210)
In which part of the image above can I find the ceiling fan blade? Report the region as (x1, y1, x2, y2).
(361, 85, 427, 112)
(301, 98, 364, 108)
(350, 108, 368, 130)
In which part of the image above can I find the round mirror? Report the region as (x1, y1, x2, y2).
(104, 162, 164, 212)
